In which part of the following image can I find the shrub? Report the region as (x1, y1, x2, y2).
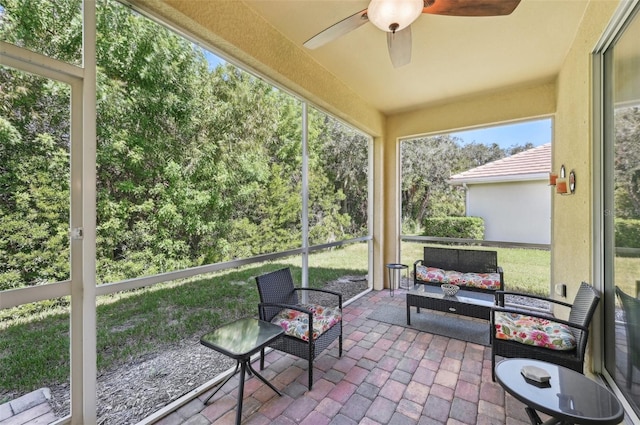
(423, 216, 484, 239)
(615, 219, 640, 251)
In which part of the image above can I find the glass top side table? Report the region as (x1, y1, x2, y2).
(200, 317, 284, 425)
(495, 358, 624, 425)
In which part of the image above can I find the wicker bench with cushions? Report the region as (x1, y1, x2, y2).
(413, 246, 504, 294)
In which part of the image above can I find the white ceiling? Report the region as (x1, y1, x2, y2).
(244, 0, 590, 115)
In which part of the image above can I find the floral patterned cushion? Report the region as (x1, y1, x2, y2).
(494, 311, 577, 351)
(416, 266, 500, 290)
(459, 272, 501, 290)
(416, 265, 446, 282)
(271, 304, 342, 341)
(444, 270, 463, 285)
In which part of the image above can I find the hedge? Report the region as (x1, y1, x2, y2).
(616, 219, 640, 249)
(423, 216, 484, 239)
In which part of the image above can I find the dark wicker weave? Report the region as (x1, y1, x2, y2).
(255, 267, 343, 390)
(490, 281, 600, 381)
(413, 247, 504, 293)
(406, 285, 494, 324)
(615, 286, 640, 388)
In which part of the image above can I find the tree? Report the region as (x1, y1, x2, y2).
(0, 117, 70, 289)
(614, 106, 640, 219)
(1, 0, 370, 287)
(401, 135, 465, 230)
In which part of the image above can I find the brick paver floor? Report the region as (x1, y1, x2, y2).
(152, 288, 545, 425)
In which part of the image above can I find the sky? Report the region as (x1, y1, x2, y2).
(451, 118, 552, 149)
(203, 50, 225, 70)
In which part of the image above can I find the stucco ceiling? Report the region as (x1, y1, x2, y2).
(244, 0, 590, 115)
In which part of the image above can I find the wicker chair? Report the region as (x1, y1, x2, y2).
(255, 267, 342, 390)
(490, 281, 600, 381)
(615, 286, 640, 388)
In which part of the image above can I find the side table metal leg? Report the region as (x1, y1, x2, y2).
(525, 407, 543, 425)
(204, 361, 240, 404)
(236, 361, 247, 425)
(248, 361, 282, 396)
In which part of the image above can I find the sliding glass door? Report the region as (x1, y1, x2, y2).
(602, 3, 640, 418)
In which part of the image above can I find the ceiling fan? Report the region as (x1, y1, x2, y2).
(303, 0, 521, 68)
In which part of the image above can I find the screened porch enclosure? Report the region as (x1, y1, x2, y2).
(1, 0, 639, 424)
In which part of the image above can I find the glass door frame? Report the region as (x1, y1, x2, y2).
(0, 1, 97, 423)
(593, 0, 640, 422)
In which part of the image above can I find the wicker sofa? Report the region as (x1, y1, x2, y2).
(413, 246, 504, 294)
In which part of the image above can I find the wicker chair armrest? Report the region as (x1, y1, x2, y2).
(413, 259, 423, 267)
(490, 306, 589, 333)
(258, 302, 312, 318)
(494, 290, 573, 308)
(293, 288, 342, 307)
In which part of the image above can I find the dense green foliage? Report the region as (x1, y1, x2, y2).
(614, 107, 640, 220)
(0, 0, 368, 289)
(423, 217, 484, 239)
(616, 219, 640, 250)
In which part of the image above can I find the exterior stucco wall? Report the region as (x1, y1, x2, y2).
(553, 0, 619, 304)
(466, 181, 551, 245)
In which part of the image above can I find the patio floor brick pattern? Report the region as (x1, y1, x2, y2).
(155, 289, 542, 425)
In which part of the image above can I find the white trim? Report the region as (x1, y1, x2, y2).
(448, 172, 549, 185)
(0, 41, 84, 80)
(0, 281, 71, 309)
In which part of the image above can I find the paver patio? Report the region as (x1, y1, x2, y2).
(153, 289, 545, 425)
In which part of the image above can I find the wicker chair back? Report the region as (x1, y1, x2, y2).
(255, 268, 299, 322)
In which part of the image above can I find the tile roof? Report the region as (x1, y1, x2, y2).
(449, 143, 551, 184)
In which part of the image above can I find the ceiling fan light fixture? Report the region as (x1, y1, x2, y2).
(367, 0, 424, 33)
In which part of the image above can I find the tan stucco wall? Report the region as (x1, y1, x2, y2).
(552, 0, 619, 305)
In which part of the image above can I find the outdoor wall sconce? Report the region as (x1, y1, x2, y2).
(551, 165, 576, 195)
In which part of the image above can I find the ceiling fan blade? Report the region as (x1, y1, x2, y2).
(387, 26, 412, 68)
(423, 0, 521, 17)
(304, 9, 369, 49)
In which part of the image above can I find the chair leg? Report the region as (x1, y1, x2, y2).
(308, 341, 314, 390)
(308, 357, 313, 391)
(339, 322, 343, 357)
(628, 357, 633, 389)
(260, 348, 265, 371)
(491, 351, 496, 382)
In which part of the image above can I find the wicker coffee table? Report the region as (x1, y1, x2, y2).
(406, 284, 494, 325)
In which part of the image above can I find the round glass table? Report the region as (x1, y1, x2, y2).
(495, 358, 624, 425)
